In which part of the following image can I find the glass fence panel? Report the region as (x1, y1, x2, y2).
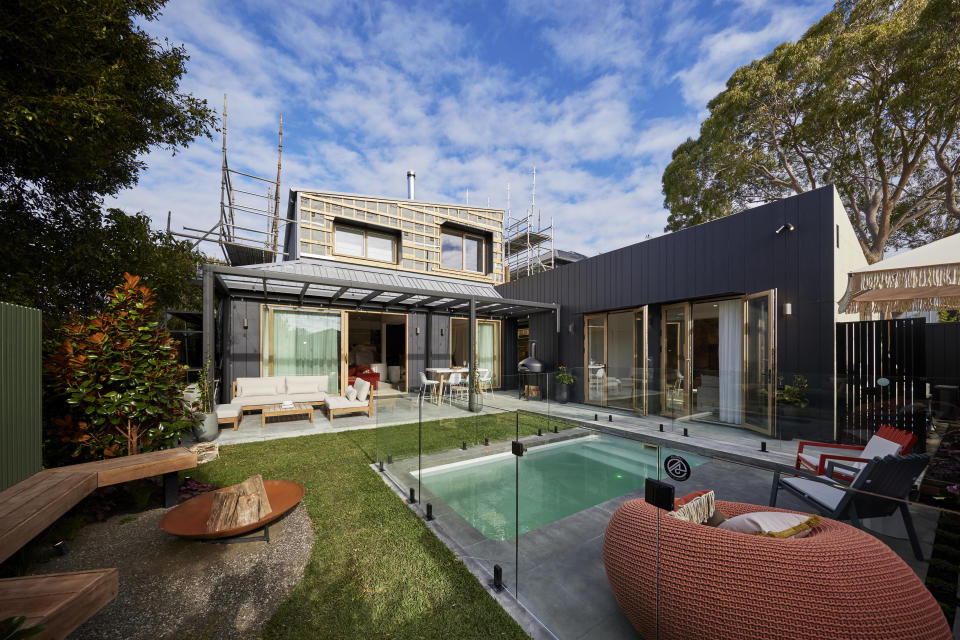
(515, 418, 665, 639)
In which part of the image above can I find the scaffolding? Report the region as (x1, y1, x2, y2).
(171, 95, 288, 266)
(504, 167, 556, 280)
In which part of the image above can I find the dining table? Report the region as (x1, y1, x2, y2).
(424, 367, 469, 404)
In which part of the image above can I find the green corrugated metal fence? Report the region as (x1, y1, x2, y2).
(1, 301, 42, 491)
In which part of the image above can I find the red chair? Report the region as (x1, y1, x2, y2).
(795, 425, 917, 482)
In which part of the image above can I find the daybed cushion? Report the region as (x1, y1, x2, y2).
(326, 396, 368, 410)
(286, 375, 328, 394)
(355, 377, 371, 402)
(346, 386, 358, 402)
(718, 511, 820, 539)
(236, 376, 285, 397)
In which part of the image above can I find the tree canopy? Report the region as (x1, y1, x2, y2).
(662, 0, 960, 263)
(0, 0, 215, 322)
(0, 206, 205, 325)
(0, 0, 214, 206)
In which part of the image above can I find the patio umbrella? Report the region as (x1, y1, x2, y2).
(839, 232, 960, 316)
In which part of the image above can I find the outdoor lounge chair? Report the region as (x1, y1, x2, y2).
(770, 453, 930, 560)
(795, 425, 917, 482)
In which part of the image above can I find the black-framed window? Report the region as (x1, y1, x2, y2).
(441, 229, 485, 273)
(334, 223, 397, 263)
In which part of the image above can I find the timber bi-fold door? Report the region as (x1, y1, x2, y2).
(661, 303, 690, 418)
(742, 290, 776, 434)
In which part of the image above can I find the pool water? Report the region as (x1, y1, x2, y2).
(418, 435, 706, 541)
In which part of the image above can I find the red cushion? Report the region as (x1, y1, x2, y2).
(674, 489, 711, 511)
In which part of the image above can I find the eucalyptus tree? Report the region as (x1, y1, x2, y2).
(662, 0, 960, 262)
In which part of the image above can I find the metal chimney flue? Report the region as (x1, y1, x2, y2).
(407, 171, 415, 200)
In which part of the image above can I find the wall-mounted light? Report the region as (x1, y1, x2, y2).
(416, 326, 420, 335)
(243, 317, 248, 329)
(775, 223, 796, 235)
(783, 303, 793, 317)
(568, 322, 574, 334)
(440, 328, 445, 337)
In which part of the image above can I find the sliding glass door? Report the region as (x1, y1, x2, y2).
(261, 306, 341, 393)
(451, 318, 501, 387)
(477, 320, 500, 386)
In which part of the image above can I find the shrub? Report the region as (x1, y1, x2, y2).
(45, 273, 192, 461)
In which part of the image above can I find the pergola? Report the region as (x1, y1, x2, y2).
(200, 263, 560, 411)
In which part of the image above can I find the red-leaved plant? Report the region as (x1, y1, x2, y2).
(45, 273, 193, 460)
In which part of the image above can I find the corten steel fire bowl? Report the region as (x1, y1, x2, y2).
(160, 480, 305, 540)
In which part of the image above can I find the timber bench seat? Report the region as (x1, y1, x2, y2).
(0, 449, 197, 638)
(0, 569, 118, 639)
(0, 447, 197, 565)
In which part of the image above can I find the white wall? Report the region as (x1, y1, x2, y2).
(833, 188, 869, 323)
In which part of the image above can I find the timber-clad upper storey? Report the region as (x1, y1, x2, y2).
(290, 190, 505, 285)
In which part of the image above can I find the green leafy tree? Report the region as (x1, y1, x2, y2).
(662, 0, 960, 263)
(0, 0, 214, 323)
(0, 0, 214, 206)
(1, 207, 204, 327)
(45, 274, 193, 462)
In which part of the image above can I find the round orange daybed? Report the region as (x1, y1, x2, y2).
(602, 499, 951, 640)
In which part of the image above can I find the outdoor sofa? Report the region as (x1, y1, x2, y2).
(229, 375, 330, 413)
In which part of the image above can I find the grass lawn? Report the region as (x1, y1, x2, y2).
(188, 410, 579, 639)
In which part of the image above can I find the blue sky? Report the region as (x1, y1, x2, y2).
(111, 0, 835, 256)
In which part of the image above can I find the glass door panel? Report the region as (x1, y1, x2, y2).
(261, 307, 341, 393)
(585, 315, 606, 405)
(743, 291, 775, 434)
(634, 307, 648, 414)
(661, 304, 689, 417)
(606, 311, 635, 410)
(477, 320, 500, 387)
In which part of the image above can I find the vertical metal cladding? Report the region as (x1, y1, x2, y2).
(0, 301, 42, 490)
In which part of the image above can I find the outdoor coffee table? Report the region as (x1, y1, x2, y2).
(261, 402, 314, 427)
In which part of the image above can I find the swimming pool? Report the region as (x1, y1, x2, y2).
(417, 435, 706, 541)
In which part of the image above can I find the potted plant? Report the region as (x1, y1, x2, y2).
(774, 374, 810, 440)
(555, 366, 576, 404)
(193, 357, 219, 441)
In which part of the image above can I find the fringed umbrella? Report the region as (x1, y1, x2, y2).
(839, 233, 960, 317)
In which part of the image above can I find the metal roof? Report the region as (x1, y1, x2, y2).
(207, 259, 558, 319)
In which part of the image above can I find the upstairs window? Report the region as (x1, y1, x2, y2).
(441, 229, 485, 273)
(334, 224, 397, 263)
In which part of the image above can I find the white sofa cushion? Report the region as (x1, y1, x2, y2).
(326, 396, 367, 409)
(345, 385, 357, 402)
(282, 393, 328, 404)
(215, 405, 241, 418)
(286, 375, 328, 394)
(355, 377, 371, 402)
(236, 376, 285, 397)
(229, 394, 283, 408)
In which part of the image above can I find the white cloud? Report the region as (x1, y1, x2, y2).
(109, 0, 835, 259)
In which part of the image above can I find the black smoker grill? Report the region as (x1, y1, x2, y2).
(518, 343, 546, 400)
